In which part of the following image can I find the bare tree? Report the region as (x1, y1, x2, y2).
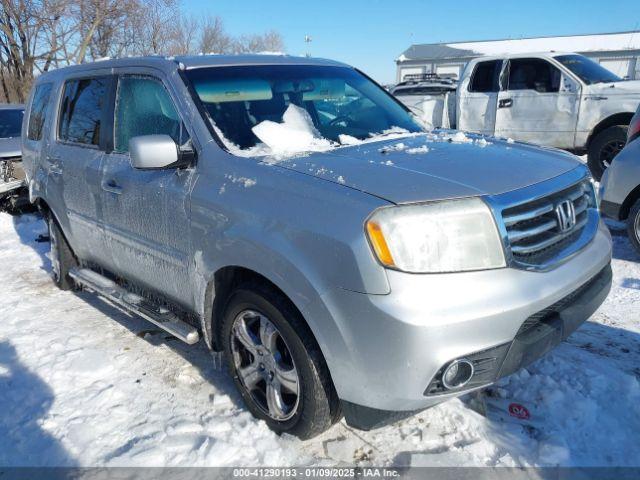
(232, 30, 285, 54)
(0, 0, 286, 103)
(167, 13, 198, 55)
(130, 0, 178, 56)
(0, 0, 73, 101)
(198, 15, 232, 54)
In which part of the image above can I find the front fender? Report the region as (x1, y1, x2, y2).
(189, 150, 390, 352)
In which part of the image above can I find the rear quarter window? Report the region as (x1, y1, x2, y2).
(469, 60, 503, 93)
(27, 83, 53, 141)
(58, 77, 109, 146)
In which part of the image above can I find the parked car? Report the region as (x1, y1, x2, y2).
(429, 52, 640, 180)
(600, 104, 640, 254)
(0, 104, 26, 211)
(23, 55, 612, 439)
(391, 74, 457, 128)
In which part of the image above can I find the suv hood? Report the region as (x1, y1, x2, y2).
(0, 137, 21, 158)
(274, 133, 582, 204)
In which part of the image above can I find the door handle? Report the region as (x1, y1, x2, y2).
(102, 179, 123, 194)
(498, 98, 513, 108)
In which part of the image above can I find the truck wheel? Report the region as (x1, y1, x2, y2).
(221, 282, 340, 439)
(587, 125, 627, 181)
(628, 199, 640, 255)
(48, 214, 77, 290)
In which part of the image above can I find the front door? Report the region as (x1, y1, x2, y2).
(494, 58, 580, 149)
(100, 73, 196, 307)
(457, 60, 503, 135)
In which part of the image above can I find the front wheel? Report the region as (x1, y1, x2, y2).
(628, 199, 640, 255)
(221, 283, 340, 439)
(587, 125, 627, 181)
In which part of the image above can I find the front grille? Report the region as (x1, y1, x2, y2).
(502, 180, 592, 265)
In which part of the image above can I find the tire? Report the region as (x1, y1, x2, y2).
(628, 199, 640, 255)
(221, 282, 340, 439)
(587, 125, 628, 181)
(48, 214, 77, 290)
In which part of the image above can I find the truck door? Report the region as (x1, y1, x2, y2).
(494, 58, 580, 148)
(457, 60, 503, 135)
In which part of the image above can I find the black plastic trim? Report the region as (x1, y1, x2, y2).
(600, 200, 622, 221)
(341, 401, 424, 431)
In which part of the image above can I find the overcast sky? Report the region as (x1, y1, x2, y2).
(187, 0, 639, 83)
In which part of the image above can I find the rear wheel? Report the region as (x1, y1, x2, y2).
(587, 125, 627, 181)
(628, 199, 640, 255)
(48, 214, 77, 290)
(221, 283, 339, 439)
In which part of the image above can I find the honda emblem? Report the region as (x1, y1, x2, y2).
(555, 200, 576, 233)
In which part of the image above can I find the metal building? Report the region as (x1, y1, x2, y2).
(396, 31, 640, 83)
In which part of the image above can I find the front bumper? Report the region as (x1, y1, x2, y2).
(306, 221, 612, 424)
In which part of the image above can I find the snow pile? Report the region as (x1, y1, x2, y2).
(444, 131, 473, 143)
(406, 145, 429, 154)
(379, 142, 407, 153)
(338, 134, 361, 146)
(224, 174, 256, 188)
(251, 104, 332, 155)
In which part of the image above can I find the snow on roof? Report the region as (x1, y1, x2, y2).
(398, 31, 640, 62)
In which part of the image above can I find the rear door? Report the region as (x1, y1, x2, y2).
(494, 58, 580, 148)
(46, 74, 113, 266)
(457, 60, 504, 135)
(99, 71, 197, 307)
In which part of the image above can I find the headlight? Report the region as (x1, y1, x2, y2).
(366, 198, 506, 273)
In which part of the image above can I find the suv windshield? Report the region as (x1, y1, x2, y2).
(555, 54, 622, 85)
(184, 65, 422, 155)
(0, 109, 24, 139)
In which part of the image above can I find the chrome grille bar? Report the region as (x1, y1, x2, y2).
(502, 180, 593, 265)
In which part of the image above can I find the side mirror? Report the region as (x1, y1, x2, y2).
(129, 135, 193, 170)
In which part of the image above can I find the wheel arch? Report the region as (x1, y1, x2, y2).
(620, 184, 640, 221)
(587, 112, 634, 147)
(204, 265, 341, 407)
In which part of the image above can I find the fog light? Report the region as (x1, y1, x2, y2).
(442, 359, 474, 390)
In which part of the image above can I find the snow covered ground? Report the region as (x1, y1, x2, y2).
(0, 211, 638, 467)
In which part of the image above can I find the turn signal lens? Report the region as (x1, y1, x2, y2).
(366, 220, 395, 267)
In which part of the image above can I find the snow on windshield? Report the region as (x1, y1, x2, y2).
(217, 104, 426, 160)
(251, 104, 332, 154)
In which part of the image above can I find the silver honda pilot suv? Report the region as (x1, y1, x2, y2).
(21, 55, 612, 439)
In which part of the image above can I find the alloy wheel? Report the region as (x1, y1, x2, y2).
(230, 309, 300, 421)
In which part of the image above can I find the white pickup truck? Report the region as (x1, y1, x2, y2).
(409, 52, 640, 179)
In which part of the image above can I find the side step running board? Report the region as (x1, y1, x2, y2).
(69, 267, 200, 345)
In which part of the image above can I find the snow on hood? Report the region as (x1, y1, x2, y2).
(271, 133, 583, 204)
(214, 106, 582, 204)
(0, 137, 21, 158)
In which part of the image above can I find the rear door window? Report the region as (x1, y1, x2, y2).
(507, 59, 561, 93)
(58, 77, 109, 146)
(27, 83, 53, 141)
(113, 76, 187, 153)
(469, 60, 503, 93)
